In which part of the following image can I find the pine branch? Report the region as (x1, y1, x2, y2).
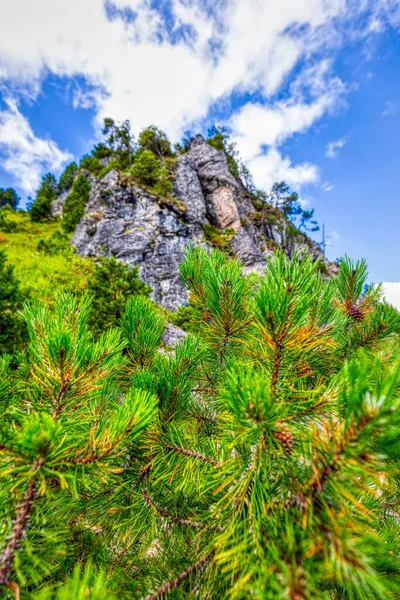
(163, 443, 220, 467)
(0, 479, 36, 586)
(143, 551, 215, 600)
(143, 489, 207, 530)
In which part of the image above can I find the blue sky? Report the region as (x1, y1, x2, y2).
(0, 0, 399, 296)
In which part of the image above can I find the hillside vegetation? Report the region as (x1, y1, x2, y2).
(0, 210, 92, 303)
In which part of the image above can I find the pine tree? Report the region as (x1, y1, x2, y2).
(62, 173, 91, 232)
(57, 162, 78, 195)
(0, 249, 27, 355)
(0, 249, 399, 599)
(29, 174, 58, 222)
(0, 187, 19, 210)
(87, 256, 151, 334)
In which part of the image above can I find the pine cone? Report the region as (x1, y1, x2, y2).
(272, 426, 294, 454)
(347, 304, 364, 320)
(295, 361, 313, 377)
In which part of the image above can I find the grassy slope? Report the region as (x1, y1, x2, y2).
(0, 211, 93, 304)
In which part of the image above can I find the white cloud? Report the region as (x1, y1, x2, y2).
(0, 0, 398, 192)
(325, 135, 348, 158)
(248, 148, 319, 192)
(321, 182, 335, 192)
(231, 95, 340, 160)
(0, 99, 72, 193)
(382, 100, 397, 117)
(381, 282, 400, 310)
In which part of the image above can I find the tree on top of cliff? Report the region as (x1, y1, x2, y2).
(102, 117, 135, 169)
(138, 125, 173, 158)
(57, 162, 78, 195)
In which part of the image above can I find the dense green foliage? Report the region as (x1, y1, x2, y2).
(62, 174, 91, 233)
(92, 142, 113, 160)
(130, 149, 162, 185)
(57, 162, 78, 194)
(138, 125, 173, 158)
(0, 187, 19, 209)
(87, 256, 151, 335)
(0, 249, 399, 599)
(29, 174, 58, 221)
(102, 117, 135, 169)
(0, 205, 18, 232)
(79, 155, 103, 176)
(0, 249, 27, 354)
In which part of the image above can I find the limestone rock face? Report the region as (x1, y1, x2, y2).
(161, 324, 187, 348)
(68, 136, 327, 310)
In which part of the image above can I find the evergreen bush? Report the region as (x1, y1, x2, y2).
(0, 206, 18, 232)
(79, 155, 103, 176)
(29, 174, 58, 222)
(0, 249, 27, 354)
(58, 162, 78, 195)
(62, 174, 91, 233)
(37, 230, 70, 256)
(130, 150, 162, 186)
(153, 167, 173, 197)
(0, 187, 19, 210)
(86, 256, 151, 334)
(1, 250, 400, 599)
(138, 125, 173, 158)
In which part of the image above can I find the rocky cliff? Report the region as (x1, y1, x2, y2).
(60, 136, 327, 310)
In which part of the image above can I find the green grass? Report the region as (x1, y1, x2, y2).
(0, 211, 93, 304)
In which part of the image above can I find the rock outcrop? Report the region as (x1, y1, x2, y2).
(65, 135, 327, 310)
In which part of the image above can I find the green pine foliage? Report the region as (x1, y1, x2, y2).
(79, 155, 103, 176)
(0, 249, 27, 354)
(102, 118, 135, 169)
(29, 174, 58, 221)
(62, 174, 91, 233)
(153, 167, 173, 197)
(130, 149, 162, 186)
(138, 125, 173, 158)
(0, 249, 400, 599)
(0, 205, 18, 232)
(87, 256, 151, 334)
(57, 162, 78, 195)
(0, 187, 19, 209)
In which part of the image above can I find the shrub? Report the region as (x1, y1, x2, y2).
(0, 206, 17, 232)
(0, 187, 19, 209)
(1, 251, 400, 598)
(130, 149, 162, 186)
(58, 162, 78, 195)
(79, 155, 103, 176)
(170, 303, 198, 334)
(92, 142, 113, 160)
(87, 256, 151, 334)
(153, 167, 173, 197)
(37, 230, 70, 256)
(62, 174, 91, 233)
(98, 157, 125, 179)
(202, 223, 236, 254)
(29, 173, 58, 221)
(0, 249, 27, 354)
